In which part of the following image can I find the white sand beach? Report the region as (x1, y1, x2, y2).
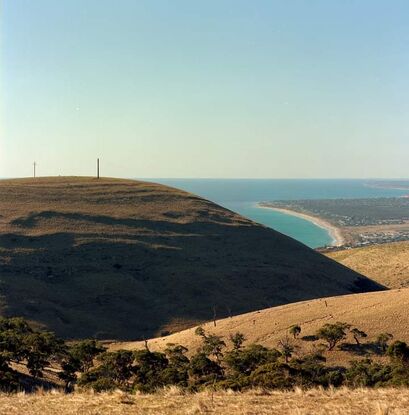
(258, 205, 345, 247)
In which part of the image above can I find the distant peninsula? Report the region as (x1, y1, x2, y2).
(260, 197, 409, 250)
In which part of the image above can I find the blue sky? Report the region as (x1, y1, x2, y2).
(1, 0, 408, 178)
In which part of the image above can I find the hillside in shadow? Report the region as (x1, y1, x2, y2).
(0, 177, 384, 339)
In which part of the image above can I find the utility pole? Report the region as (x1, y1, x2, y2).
(97, 158, 100, 179)
(33, 161, 36, 178)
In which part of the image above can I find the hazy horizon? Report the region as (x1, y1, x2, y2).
(2, 1, 408, 179)
(1, 175, 409, 181)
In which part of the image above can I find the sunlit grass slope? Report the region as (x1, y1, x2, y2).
(112, 288, 409, 366)
(327, 241, 409, 288)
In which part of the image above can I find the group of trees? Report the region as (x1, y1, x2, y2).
(1, 316, 409, 393)
(0, 317, 65, 391)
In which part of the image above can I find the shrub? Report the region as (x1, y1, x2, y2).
(69, 339, 106, 372)
(163, 344, 190, 387)
(289, 325, 301, 339)
(133, 349, 169, 392)
(224, 344, 280, 376)
(230, 332, 246, 351)
(79, 350, 135, 391)
(387, 341, 409, 364)
(346, 359, 392, 387)
(189, 352, 223, 386)
(290, 353, 334, 387)
(278, 337, 296, 363)
(78, 369, 118, 392)
(377, 333, 393, 354)
(249, 362, 294, 389)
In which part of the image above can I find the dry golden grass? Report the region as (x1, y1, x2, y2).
(0, 388, 408, 414)
(327, 241, 409, 289)
(0, 176, 374, 340)
(111, 288, 409, 366)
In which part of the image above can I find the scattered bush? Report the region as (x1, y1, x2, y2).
(224, 344, 280, 376)
(250, 362, 294, 389)
(277, 337, 296, 363)
(377, 333, 393, 353)
(289, 325, 301, 339)
(230, 332, 246, 351)
(346, 359, 392, 387)
(79, 350, 134, 391)
(387, 341, 409, 364)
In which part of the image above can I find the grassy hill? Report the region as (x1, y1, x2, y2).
(327, 241, 409, 288)
(112, 288, 409, 365)
(0, 177, 382, 340)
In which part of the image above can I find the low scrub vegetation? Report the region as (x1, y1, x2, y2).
(1, 317, 409, 394)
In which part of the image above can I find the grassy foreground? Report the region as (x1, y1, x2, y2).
(0, 388, 408, 414)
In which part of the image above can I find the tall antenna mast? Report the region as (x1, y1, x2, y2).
(33, 161, 36, 178)
(97, 158, 100, 179)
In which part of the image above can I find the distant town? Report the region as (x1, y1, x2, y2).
(261, 197, 409, 250)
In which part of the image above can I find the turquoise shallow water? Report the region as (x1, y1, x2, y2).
(142, 179, 407, 248)
(230, 202, 333, 248)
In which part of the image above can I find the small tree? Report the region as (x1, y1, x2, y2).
(189, 352, 223, 385)
(377, 333, 393, 353)
(0, 317, 67, 388)
(69, 339, 106, 373)
(195, 327, 206, 338)
(0, 317, 33, 363)
(79, 350, 135, 391)
(316, 322, 351, 351)
(202, 335, 226, 363)
(133, 349, 169, 392)
(24, 331, 64, 378)
(195, 327, 226, 363)
(351, 328, 367, 345)
(162, 344, 190, 387)
(277, 337, 295, 363)
(165, 344, 189, 368)
(230, 332, 246, 351)
(59, 359, 79, 391)
(289, 325, 301, 339)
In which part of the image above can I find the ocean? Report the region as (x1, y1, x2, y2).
(143, 179, 407, 248)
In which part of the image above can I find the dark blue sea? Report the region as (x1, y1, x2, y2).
(142, 179, 407, 248)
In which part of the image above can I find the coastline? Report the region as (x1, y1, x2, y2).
(258, 204, 345, 247)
